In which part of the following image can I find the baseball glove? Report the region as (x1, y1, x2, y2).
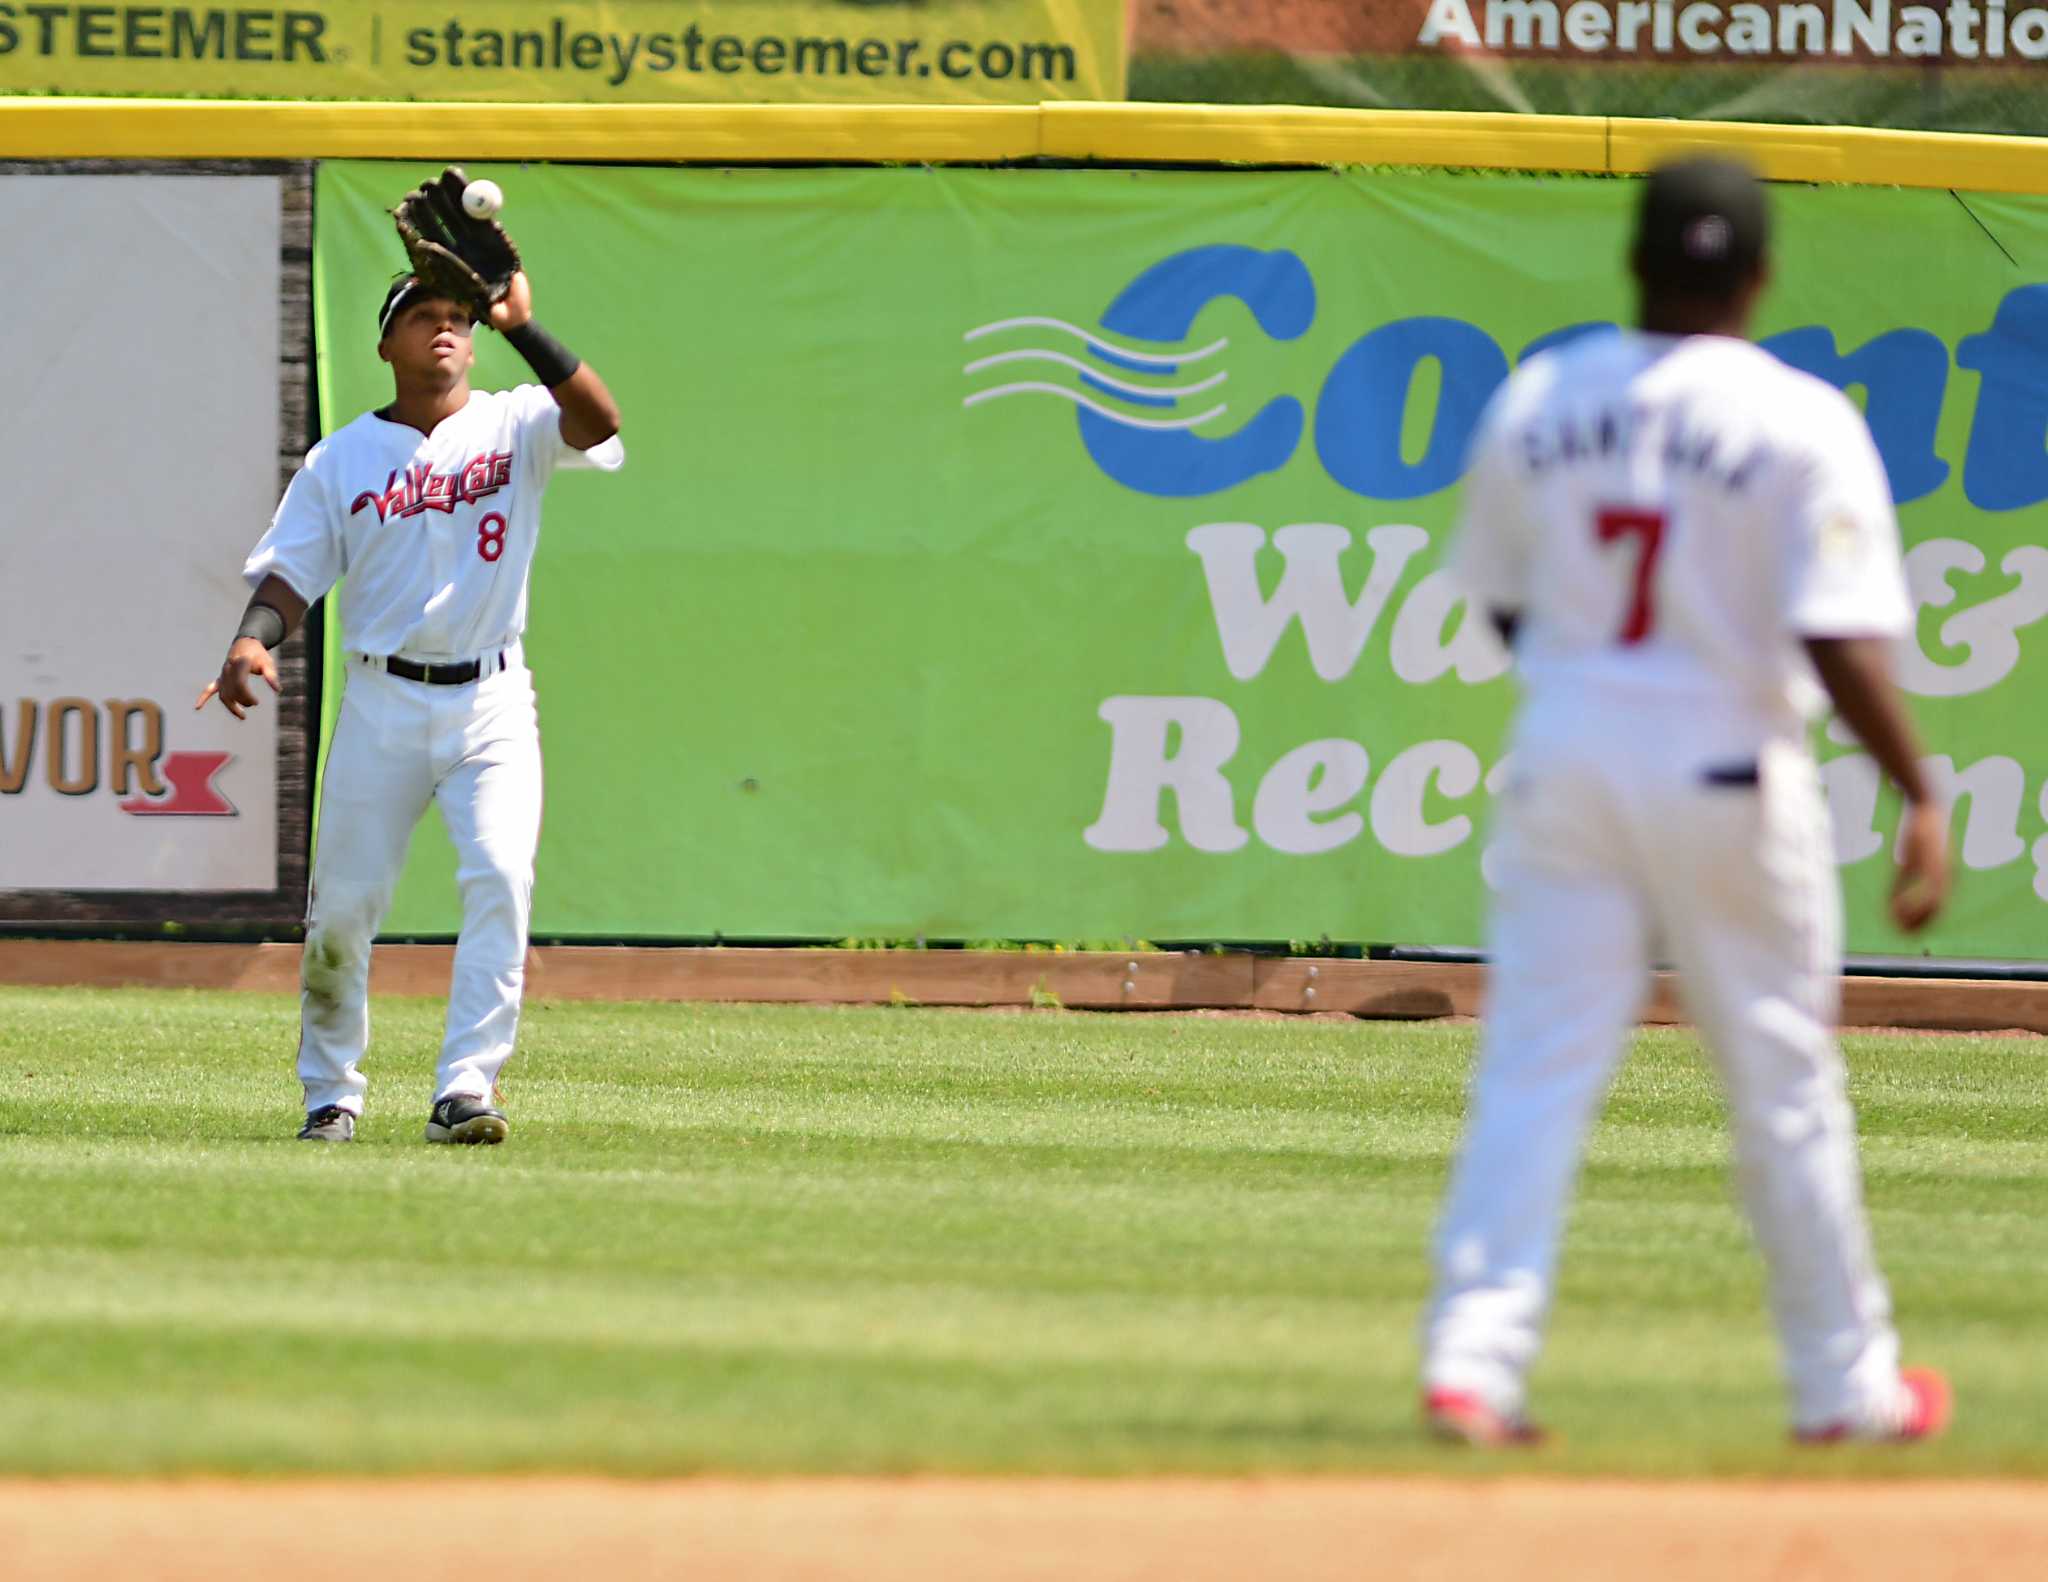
(392, 166, 521, 315)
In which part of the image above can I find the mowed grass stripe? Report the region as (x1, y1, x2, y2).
(1, 987, 2043, 1477)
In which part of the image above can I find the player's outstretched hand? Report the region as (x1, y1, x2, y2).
(196, 638, 280, 721)
(1890, 799, 1951, 933)
(487, 270, 533, 334)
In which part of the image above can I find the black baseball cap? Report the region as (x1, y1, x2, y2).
(376, 274, 476, 340)
(1632, 155, 1769, 296)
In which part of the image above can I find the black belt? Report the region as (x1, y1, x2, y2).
(372, 652, 506, 685)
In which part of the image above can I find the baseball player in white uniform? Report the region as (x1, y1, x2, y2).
(1420, 157, 1953, 1446)
(201, 263, 622, 1146)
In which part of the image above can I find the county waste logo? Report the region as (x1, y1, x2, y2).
(955, 241, 1535, 502)
(960, 243, 2048, 515)
(960, 244, 1314, 499)
(960, 314, 1230, 431)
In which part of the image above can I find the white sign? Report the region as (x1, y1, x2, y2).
(1, 174, 282, 890)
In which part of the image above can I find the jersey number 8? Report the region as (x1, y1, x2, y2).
(476, 512, 508, 563)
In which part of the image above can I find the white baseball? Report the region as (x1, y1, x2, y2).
(462, 179, 504, 219)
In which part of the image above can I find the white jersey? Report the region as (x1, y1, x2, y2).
(1450, 330, 1910, 740)
(244, 385, 624, 659)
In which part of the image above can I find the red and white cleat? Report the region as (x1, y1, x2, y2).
(1794, 1366, 1952, 1445)
(1422, 1387, 1547, 1448)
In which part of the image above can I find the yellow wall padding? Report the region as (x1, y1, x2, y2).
(1609, 118, 2048, 195)
(7, 98, 2048, 195)
(0, 100, 1039, 163)
(1034, 104, 1611, 173)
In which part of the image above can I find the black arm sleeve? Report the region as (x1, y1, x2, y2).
(235, 600, 288, 651)
(504, 319, 581, 387)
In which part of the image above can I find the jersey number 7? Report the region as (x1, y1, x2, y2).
(1595, 507, 1666, 644)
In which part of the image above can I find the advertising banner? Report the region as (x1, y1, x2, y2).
(1129, 0, 2048, 135)
(314, 161, 2048, 957)
(0, 1, 1125, 104)
(1, 173, 280, 894)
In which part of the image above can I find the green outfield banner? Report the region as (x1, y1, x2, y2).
(313, 162, 2048, 957)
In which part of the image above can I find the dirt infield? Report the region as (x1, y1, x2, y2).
(5, 1479, 2046, 1582)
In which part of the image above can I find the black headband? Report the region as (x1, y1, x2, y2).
(377, 277, 475, 340)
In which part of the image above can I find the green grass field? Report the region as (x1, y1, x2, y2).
(1, 986, 2043, 1479)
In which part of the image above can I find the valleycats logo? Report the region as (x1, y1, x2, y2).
(351, 451, 514, 521)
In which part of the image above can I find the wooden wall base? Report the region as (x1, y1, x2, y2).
(1, 941, 2044, 1035)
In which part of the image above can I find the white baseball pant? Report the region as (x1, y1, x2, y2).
(296, 648, 542, 1117)
(1421, 694, 1905, 1433)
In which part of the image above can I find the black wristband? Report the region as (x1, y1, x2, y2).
(235, 600, 287, 651)
(504, 319, 581, 387)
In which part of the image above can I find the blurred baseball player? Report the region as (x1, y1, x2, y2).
(200, 171, 622, 1146)
(1420, 156, 1952, 1445)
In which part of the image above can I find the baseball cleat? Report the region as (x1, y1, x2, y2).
(1423, 1387, 1546, 1448)
(297, 1105, 356, 1142)
(425, 1094, 509, 1146)
(1794, 1366, 1952, 1445)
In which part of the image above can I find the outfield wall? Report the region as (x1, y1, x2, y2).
(314, 156, 2048, 961)
(7, 104, 2048, 960)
